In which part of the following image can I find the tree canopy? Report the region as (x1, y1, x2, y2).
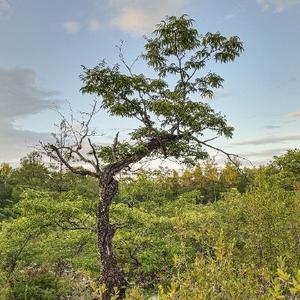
(46, 15, 244, 179)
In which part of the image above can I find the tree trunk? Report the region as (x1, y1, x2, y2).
(96, 176, 127, 300)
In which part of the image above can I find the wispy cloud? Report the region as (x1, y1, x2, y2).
(63, 20, 81, 33)
(234, 134, 300, 145)
(264, 124, 281, 129)
(225, 14, 235, 20)
(0, 68, 61, 162)
(257, 0, 300, 12)
(288, 110, 300, 118)
(0, 0, 9, 10)
(87, 18, 101, 31)
(110, 0, 188, 35)
(241, 147, 289, 158)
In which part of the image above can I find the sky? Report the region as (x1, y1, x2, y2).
(0, 0, 300, 166)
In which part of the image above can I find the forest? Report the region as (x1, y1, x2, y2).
(1, 14, 300, 300)
(0, 149, 300, 299)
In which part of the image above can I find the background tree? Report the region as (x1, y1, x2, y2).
(0, 163, 14, 214)
(12, 151, 50, 193)
(44, 15, 243, 299)
(270, 149, 300, 190)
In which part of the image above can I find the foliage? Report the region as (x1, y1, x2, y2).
(2, 12, 300, 297)
(0, 150, 300, 298)
(1, 150, 300, 298)
(8, 267, 71, 300)
(76, 14, 244, 169)
(41, 14, 245, 298)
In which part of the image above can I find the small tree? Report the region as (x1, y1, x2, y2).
(44, 15, 243, 299)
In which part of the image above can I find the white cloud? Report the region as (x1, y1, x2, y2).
(88, 18, 101, 31)
(0, 68, 61, 163)
(110, 0, 188, 35)
(63, 20, 81, 33)
(288, 110, 300, 118)
(257, 0, 300, 12)
(234, 134, 300, 145)
(264, 124, 281, 129)
(0, 0, 9, 10)
(241, 147, 289, 158)
(237, 147, 290, 166)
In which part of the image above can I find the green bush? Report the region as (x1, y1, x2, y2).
(9, 267, 70, 300)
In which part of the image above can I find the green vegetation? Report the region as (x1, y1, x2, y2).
(0, 150, 300, 299)
(42, 15, 244, 298)
(1, 15, 299, 300)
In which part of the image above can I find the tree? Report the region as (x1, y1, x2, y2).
(44, 15, 243, 299)
(271, 149, 300, 190)
(0, 163, 13, 211)
(12, 151, 50, 191)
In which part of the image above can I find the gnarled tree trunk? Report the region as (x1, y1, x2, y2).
(97, 176, 126, 300)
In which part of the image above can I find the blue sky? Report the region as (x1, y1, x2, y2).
(0, 0, 300, 165)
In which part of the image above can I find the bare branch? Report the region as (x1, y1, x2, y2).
(53, 220, 96, 232)
(45, 144, 98, 177)
(191, 135, 253, 168)
(88, 138, 100, 171)
(76, 100, 99, 151)
(43, 99, 103, 177)
(117, 40, 140, 76)
(202, 136, 219, 143)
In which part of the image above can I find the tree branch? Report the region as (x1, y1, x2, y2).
(191, 135, 253, 167)
(46, 144, 99, 177)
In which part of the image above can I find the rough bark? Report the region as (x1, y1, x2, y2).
(97, 176, 126, 300)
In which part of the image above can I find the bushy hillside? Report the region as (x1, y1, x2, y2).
(0, 150, 300, 299)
